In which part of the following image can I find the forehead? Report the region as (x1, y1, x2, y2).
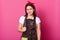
(26, 6, 33, 9)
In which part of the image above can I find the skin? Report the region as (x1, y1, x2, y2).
(18, 6, 41, 40)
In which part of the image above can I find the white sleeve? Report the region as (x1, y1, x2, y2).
(19, 16, 25, 24)
(36, 17, 41, 24)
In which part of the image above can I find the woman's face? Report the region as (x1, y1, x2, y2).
(26, 6, 34, 16)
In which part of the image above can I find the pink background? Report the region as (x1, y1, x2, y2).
(0, 0, 60, 40)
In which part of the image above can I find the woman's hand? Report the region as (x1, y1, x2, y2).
(18, 23, 27, 32)
(22, 27, 27, 32)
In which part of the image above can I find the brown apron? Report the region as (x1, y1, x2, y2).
(21, 17, 37, 40)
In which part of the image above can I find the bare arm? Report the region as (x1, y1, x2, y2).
(18, 23, 23, 32)
(36, 23, 41, 40)
(18, 23, 26, 33)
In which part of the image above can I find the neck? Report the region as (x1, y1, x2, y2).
(28, 14, 33, 17)
(27, 14, 34, 19)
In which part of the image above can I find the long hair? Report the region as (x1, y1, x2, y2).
(25, 1, 36, 24)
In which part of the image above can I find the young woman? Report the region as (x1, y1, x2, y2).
(18, 1, 41, 40)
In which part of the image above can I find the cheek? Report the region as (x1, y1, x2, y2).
(26, 10, 29, 13)
(31, 10, 34, 13)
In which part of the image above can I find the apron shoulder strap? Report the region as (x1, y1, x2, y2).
(23, 16, 26, 27)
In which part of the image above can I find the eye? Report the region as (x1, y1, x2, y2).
(30, 8, 32, 10)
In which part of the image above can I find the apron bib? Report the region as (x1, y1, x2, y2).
(21, 17, 37, 40)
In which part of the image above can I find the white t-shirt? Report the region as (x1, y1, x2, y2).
(19, 16, 41, 25)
